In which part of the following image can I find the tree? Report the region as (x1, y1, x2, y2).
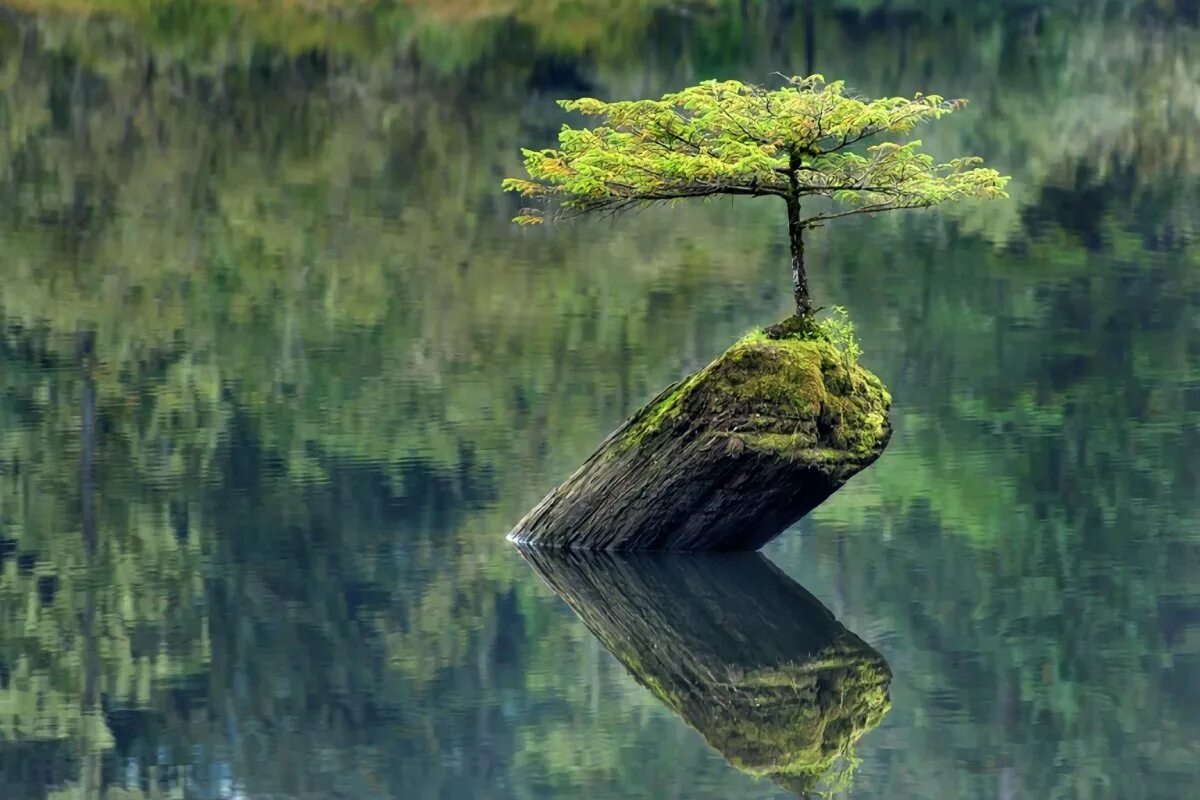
(504, 76, 1009, 319)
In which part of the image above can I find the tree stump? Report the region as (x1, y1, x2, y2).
(509, 322, 892, 550)
(521, 548, 892, 793)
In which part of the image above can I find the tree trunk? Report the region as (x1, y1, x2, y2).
(787, 196, 812, 318)
(77, 329, 101, 792)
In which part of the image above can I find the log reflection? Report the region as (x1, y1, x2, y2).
(522, 549, 891, 796)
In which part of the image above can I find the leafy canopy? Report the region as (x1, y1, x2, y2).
(504, 75, 1009, 225)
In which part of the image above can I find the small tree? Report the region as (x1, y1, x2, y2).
(504, 75, 1009, 320)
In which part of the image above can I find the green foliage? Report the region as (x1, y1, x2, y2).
(818, 305, 862, 367)
(504, 75, 1009, 225)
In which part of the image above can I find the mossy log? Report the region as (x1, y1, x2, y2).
(509, 322, 892, 551)
(521, 549, 892, 794)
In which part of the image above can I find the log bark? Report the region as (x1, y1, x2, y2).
(509, 323, 892, 551)
(521, 548, 892, 794)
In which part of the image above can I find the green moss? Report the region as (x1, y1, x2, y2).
(733, 431, 820, 456)
(615, 322, 891, 462)
(619, 372, 703, 448)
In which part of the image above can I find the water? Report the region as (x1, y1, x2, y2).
(0, 2, 1198, 798)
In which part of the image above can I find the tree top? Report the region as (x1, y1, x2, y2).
(503, 75, 1009, 226)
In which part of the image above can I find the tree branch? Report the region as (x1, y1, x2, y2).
(562, 182, 785, 218)
(815, 108, 931, 154)
(795, 184, 904, 194)
(716, 102, 770, 145)
(799, 200, 933, 226)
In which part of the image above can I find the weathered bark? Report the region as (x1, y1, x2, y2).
(521, 549, 892, 794)
(508, 325, 891, 551)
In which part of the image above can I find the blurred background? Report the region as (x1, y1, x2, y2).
(0, 1, 1197, 798)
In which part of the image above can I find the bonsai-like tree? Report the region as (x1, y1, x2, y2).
(504, 75, 1009, 320)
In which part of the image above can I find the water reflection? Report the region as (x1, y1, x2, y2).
(522, 549, 891, 796)
(0, 0, 1197, 797)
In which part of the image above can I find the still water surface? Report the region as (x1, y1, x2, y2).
(0, 2, 1198, 798)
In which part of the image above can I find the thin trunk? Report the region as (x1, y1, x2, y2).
(77, 329, 100, 796)
(79, 330, 96, 556)
(786, 197, 811, 318)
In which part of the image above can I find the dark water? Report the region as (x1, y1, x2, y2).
(1, 2, 1198, 798)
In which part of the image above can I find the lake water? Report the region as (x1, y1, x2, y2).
(0, 2, 1198, 798)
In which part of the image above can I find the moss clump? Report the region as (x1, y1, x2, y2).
(618, 321, 891, 465)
